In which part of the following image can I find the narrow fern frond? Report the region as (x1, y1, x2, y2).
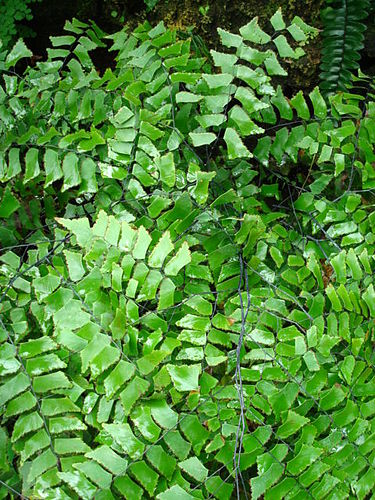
(320, 0, 370, 95)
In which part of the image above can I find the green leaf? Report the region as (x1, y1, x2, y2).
(49, 415, 86, 434)
(58, 471, 97, 500)
(138, 270, 163, 300)
(133, 226, 152, 260)
(291, 16, 318, 37)
(148, 232, 174, 268)
(146, 445, 176, 480)
(0, 187, 20, 218)
(74, 460, 112, 489)
(132, 406, 161, 442)
(163, 431, 191, 460)
(56, 216, 93, 247)
(33, 371, 71, 393)
(128, 461, 158, 496)
(287, 445, 322, 475)
(273, 35, 299, 58)
(192, 171, 216, 205)
(19, 337, 57, 358)
(178, 457, 208, 482)
(287, 23, 307, 42)
(334, 153, 346, 176)
(4, 148, 21, 180)
(0, 373, 29, 406)
(12, 411, 43, 442)
(230, 106, 264, 135)
(317, 145, 332, 164)
(363, 285, 375, 317)
(238, 45, 269, 66)
(41, 397, 80, 416)
(294, 193, 314, 211)
(164, 242, 191, 276)
(104, 360, 135, 398)
(158, 278, 176, 310)
(353, 469, 375, 499)
(114, 475, 143, 499)
(55, 438, 91, 455)
(270, 9, 286, 31)
(341, 355, 355, 384)
(167, 364, 201, 391)
(252, 463, 284, 499)
(158, 152, 175, 187)
(224, 127, 252, 159)
(28, 449, 57, 484)
(26, 353, 66, 376)
(63, 250, 86, 281)
(309, 174, 332, 195)
(156, 485, 195, 500)
(290, 91, 310, 120)
(62, 153, 81, 191)
(269, 247, 284, 268)
(276, 410, 309, 439)
(189, 132, 216, 147)
(346, 248, 362, 280)
(21, 429, 49, 463)
(170, 72, 200, 84)
(303, 351, 320, 372)
(202, 73, 233, 89)
(309, 87, 327, 119)
(148, 399, 178, 429)
(103, 423, 145, 459)
(177, 314, 210, 331)
(24, 148, 40, 183)
(264, 53, 287, 76)
(240, 18, 271, 44)
(5, 39, 32, 68)
(90, 345, 120, 378)
(176, 92, 203, 103)
(140, 121, 164, 141)
(5, 391, 36, 417)
(79, 128, 106, 152)
(120, 377, 149, 417)
(44, 149, 63, 187)
(210, 50, 238, 71)
(86, 446, 127, 475)
(217, 28, 243, 48)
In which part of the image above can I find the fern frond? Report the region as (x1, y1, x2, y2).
(320, 0, 370, 95)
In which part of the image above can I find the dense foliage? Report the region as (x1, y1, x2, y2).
(0, 8, 375, 499)
(0, 0, 41, 50)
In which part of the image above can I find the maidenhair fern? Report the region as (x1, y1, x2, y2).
(0, 0, 41, 49)
(320, 0, 371, 94)
(0, 9, 375, 500)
